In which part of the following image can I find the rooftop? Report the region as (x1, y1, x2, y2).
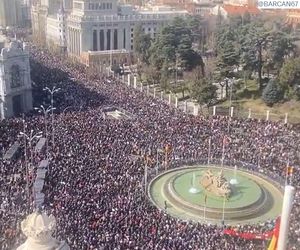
(222, 4, 260, 15)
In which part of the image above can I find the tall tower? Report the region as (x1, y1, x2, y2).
(0, 40, 33, 119)
(57, 2, 67, 53)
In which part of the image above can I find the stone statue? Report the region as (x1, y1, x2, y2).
(16, 211, 70, 250)
(200, 169, 232, 198)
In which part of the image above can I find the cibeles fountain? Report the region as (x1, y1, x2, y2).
(16, 210, 70, 250)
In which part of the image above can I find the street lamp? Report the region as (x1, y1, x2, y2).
(34, 105, 55, 158)
(43, 86, 61, 145)
(19, 128, 42, 211)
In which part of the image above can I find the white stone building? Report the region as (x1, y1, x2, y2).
(0, 37, 33, 119)
(0, 0, 32, 28)
(31, 0, 188, 68)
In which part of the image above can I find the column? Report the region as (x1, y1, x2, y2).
(213, 106, 216, 116)
(284, 113, 288, 124)
(127, 74, 130, 86)
(248, 108, 251, 119)
(266, 110, 270, 121)
(79, 30, 82, 55)
(193, 104, 198, 116)
(118, 28, 123, 50)
(104, 28, 107, 50)
(97, 29, 101, 51)
(184, 101, 187, 113)
(133, 76, 137, 89)
(168, 94, 171, 105)
(153, 88, 156, 97)
(123, 28, 126, 49)
(71, 29, 74, 55)
(107, 29, 111, 50)
(230, 107, 234, 117)
(161, 91, 163, 100)
(175, 96, 178, 108)
(277, 186, 295, 250)
(114, 29, 118, 50)
(75, 30, 78, 55)
(147, 85, 150, 95)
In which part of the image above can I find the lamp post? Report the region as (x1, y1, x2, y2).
(34, 105, 54, 158)
(19, 129, 42, 210)
(43, 86, 61, 146)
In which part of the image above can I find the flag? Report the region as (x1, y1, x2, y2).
(287, 166, 294, 175)
(268, 217, 280, 250)
(165, 144, 172, 154)
(204, 194, 207, 204)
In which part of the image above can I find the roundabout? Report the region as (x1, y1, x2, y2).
(149, 165, 284, 225)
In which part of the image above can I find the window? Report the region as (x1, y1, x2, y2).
(74, 2, 83, 9)
(10, 65, 22, 88)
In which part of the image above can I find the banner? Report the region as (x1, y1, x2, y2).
(223, 229, 273, 240)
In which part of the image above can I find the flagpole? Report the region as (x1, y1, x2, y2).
(222, 195, 226, 225)
(285, 159, 290, 186)
(221, 136, 225, 167)
(156, 149, 159, 175)
(165, 149, 167, 171)
(204, 194, 207, 221)
(144, 161, 148, 194)
(208, 137, 211, 165)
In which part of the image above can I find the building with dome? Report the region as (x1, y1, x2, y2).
(31, 0, 188, 69)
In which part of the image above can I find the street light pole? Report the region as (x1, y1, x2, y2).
(34, 105, 54, 158)
(21, 117, 30, 210)
(20, 128, 42, 211)
(43, 86, 61, 146)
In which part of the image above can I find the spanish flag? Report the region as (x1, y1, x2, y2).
(268, 217, 280, 250)
(287, 166, 294, 175)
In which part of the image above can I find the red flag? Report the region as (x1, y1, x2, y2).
(223, 136, 230, 146)
(268, 217, 281, 250)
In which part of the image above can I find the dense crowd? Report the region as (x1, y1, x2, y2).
(0, 44, 299, 250)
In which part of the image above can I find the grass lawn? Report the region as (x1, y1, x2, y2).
(221, 80, 300, 124)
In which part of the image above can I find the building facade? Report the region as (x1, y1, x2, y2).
(31, 0, 188, 69)
(0, 0, 32, 28)
(0, 38, 32, 119)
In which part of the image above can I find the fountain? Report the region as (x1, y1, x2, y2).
(230, 165, 239, 185)
(189, 173, 200, 194)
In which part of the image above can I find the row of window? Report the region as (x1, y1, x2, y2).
(74, 2, 83, 9)
(89, 2, 112, 10)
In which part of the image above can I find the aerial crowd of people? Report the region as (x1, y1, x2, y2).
(0, 44, 299, 250)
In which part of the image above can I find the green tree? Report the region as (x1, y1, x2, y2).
(133, 24, 152, 64)
(279, 58, 300, 98)
(190, 78, 217, 110)
(262, 79, 283, 106)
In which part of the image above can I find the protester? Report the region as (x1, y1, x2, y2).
(0, 45, 299, 250)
